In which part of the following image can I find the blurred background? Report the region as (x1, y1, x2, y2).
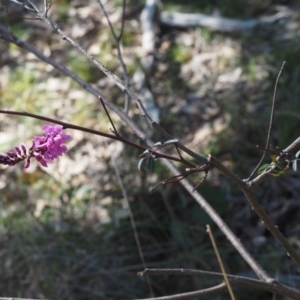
(1, 0, 300, 299)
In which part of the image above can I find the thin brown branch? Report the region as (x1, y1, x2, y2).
(110, 152, 154, 297)
(0, 109, 190, 166)
(0, 298, 46, 300)
(135, 283, 227, 300)
(139, 268, 300, 299)
(99, 97, 119, 136)
(97, 0, 130, 112)
(207, 225, 236, 300)
(247, 61, 286, 181)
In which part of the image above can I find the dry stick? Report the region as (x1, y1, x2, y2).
(135, 283, 227, 300)
(247, 61, 286, 181)
(0, 298, 46, 300)
(0, 23, 272, 282)
(97, 0, 130, 113)
(207, 225, 236, 300)
(139, 269, 300, 299)
(110, 154, 154, 297)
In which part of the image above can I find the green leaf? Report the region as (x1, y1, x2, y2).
(258, 164, 271, 174)
(147, 155, 156, 173)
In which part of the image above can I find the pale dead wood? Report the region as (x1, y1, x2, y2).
(160, 11, 289, 32)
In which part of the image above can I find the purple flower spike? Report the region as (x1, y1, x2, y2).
(0, 124, 71, 168)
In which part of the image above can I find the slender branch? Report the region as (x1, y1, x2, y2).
(247, 61, 286, 181)
(207, 225, 236, 300)
(135, 283, 227, 300)
(0, 298, 46, 300)
(111, 152, 154, 297)
(4, 0, 35, 12)
(0, 22, 148, 141)
(283, 136, 300, 154)
(139, 269, 300, 299)
(26, 0, 152, 123)
(99, 97, 119, 135)
(0, 109, 192, 166)
(97, 0, 130, 112)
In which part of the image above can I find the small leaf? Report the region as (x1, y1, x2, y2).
(139, 149, 149, 158)
(153, 142, 162, 146)
(147, 155, 156, 173)
(296, 150, 300, 158)
(138, 158, 146, 172)
(293, 160, 298, 172)
(163, 139, 178, 145)
(258, 164, 270, 174)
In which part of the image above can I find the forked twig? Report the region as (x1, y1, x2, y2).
(247, 61, 286, 181)
(99, 96, 119, 136)
(139, 268, 300, 299)
(97, 0, 131, 113)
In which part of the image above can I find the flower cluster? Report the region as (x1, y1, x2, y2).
(0, 125, 71, 168)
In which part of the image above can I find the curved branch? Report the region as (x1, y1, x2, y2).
(0, 109, 194, 167)
(139, 268, 300, 299)
(136, 283, 226, 300)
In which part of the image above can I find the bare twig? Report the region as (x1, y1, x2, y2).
(247, 62, 286, 181)
(99, 97, 119, 136)
(139, 268, 300, 299)
(3, 0, 35, 12)
(0, 109, 191, 166)
(160, 11, 288, 32)
(207, 225, 236, 300)
(111, 152, 154, 297)
(0, 298, 46, 300)
(135, 283, 227, 300)
(97, 0, 130, 113)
